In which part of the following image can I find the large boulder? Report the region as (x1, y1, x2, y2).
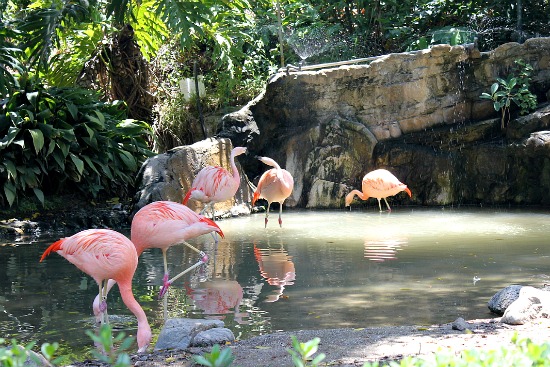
(219, 38, 550, 208)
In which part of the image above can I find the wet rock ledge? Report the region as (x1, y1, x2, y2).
(0, 198, 131, 239)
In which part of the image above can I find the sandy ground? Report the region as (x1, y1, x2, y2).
(64, 317, 550, 367)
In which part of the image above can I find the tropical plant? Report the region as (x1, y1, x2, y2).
(193, 344, 235, 367)
(287, 335, 326, 367)
(0, 338, 59, 367)
(480, 59, 538, 130)
(85, 325, 133, 367)
(0, 26, 26, 97)
(0, 74, 154, 207)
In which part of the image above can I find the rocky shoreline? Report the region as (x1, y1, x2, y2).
(63, 317, 550, 367)
(0, 199, 131, 239)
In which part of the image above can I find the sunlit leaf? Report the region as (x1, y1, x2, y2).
(29, 129, 45, 154)
(33, 187, 45, 206)
(69, 152, 85, 175)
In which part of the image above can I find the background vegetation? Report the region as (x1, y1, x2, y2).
(1, 0, 548, 208)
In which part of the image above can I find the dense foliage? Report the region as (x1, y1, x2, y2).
(0, 73, 153, 207)
(1, 0, 548, 206)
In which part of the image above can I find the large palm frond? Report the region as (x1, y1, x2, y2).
(16, 1, 89, 72)
(0, 25, 26, 97)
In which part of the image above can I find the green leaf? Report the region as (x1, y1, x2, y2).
(4, 159, 17, 180)
(33, 187, 45, 206)
(82, 155, 99, 174)
(52, 150, 66, 170)
(85, 112, 106, 129)
(46, 140, 56, 156)
(26, 91, 39, 108)
(117, 150, 137, 170)
(29, 129, 45, 154)
(0, 126, 21, 150)
(67, 102, 79, 120)
(69, 153, 85, 175)
(41, 342, 59, 360)
(490, 83, 498, 94)
(4, 182, 16, 206)
(56, 140, 70, 158)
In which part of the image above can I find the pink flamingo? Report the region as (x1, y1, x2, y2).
(39, 229, 152, 353)
(252, 156, 294, 228)
(92, 201, 224, 320)
(183, 146, 247, 219)
(345, 169, 412, 211)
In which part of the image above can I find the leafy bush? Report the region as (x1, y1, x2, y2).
(287, 336, 326, 367)
(85, 325, 133, 367)
(407, 26, 477, 51)
(0, 74, 154, 207)
(480, 59, 538, 130)
(0, 338, 59, 367)
(193, 344, 235, 367)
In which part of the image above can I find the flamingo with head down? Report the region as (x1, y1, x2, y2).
(345, 169, 412, 211)
(92, 201, 224, 320)
(40, 228, 152, 353)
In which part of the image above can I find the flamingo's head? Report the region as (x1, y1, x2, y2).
(344, 191, 356, 207)
(232, 146, 247, 157)
(136, 321, 152, 353)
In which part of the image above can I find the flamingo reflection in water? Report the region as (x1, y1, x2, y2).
(254, 241, 296, 302)
(186, 280, 247, 323)
(185, 240, 248, 323)
(363, 237, 408, 262)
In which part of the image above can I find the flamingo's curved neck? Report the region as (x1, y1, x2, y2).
(230, 151, 241, 183)
(353, 190, 368, 200)
(118, 281, 151, 352)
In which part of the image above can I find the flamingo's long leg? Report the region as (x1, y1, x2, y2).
(159, 248, 170, 319)
(98, 282, 107, 325)
(384, 198, 392, 211)
(161, 241, 209, 290)
(278, 204, 283, 227)
(265, 202, 272, 228)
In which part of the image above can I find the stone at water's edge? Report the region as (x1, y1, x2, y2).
(487, 285, 523, 315)
(154, 318, 235, 351)
(501, 286, 550, 325)
(216, 38, 550, 208)
(489, 284, 550, 325)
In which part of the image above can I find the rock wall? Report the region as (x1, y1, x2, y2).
(219, 38, 550, 208)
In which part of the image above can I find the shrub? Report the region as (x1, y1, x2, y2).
(85, 325, 133, 367)
(0, 338, 59, 367)
(0, 74, 154, 207)
(480, 59, 538, 130)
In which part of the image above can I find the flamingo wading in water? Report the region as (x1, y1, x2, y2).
(40, 229, 152, 353)
(183, 146, 247, 219)
(252, 156, 294, 228)
(92, 201, 224, 320)
(345, 169, 412, 211)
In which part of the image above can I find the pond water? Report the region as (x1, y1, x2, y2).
(1, 207, 550, 360)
